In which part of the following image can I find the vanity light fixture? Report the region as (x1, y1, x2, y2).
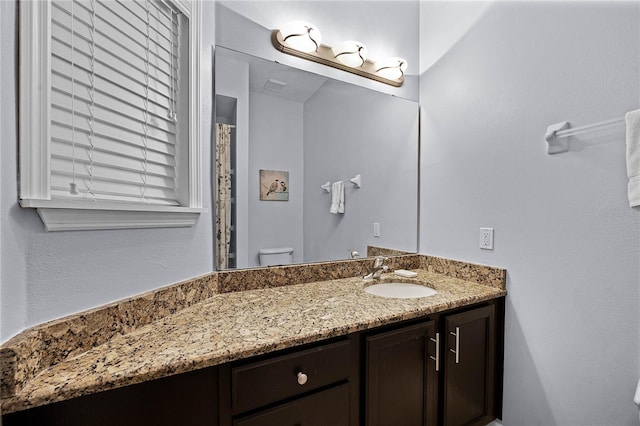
(272, 22, 405, 87)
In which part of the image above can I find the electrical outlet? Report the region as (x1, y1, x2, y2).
(479, 228, 494, 250)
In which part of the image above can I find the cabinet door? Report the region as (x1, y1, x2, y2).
(443, 305, 496, 426)
(365, 321, 438, 426)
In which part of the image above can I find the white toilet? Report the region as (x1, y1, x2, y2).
(258, 247, 294, 266)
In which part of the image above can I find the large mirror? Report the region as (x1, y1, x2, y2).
(214, 46, 419, 270)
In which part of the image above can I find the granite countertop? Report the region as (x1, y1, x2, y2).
(1, 266, 506, 414)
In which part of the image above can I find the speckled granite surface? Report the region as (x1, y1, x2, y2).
(367, 245, 414, 257)
(217, 255, 421, 293)
(0, 273, 219, 404)
(420, 256, 505, 289)
(0, 255, 505, 414)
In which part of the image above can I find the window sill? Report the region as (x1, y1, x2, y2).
(20, 199, 206, 232)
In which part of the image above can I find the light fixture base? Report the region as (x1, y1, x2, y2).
(271, 30, 404, 88)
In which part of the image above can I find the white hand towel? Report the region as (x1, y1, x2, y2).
(329, 181, 344, 214)
(626, 109, 640, 207)
(337, 180, 345, 214)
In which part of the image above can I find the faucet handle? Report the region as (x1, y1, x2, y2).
(373, 256, 387, 267)
(363, 256, 389, 280)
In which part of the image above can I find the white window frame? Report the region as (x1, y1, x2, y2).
(19, 0, 203, 231)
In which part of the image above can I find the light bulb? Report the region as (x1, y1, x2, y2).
(332, 41, 368, 68)
(375, 57, 408, 80)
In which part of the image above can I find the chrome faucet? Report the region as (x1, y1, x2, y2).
(364, 256, 389, 280)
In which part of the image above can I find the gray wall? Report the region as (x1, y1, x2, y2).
(419, 2, 640, 424)
(303, 80, 419, 261)
(248, 92, 304, 266)
(1, 1, 216, 341)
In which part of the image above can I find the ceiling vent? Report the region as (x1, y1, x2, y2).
(263, 78, 287, 93)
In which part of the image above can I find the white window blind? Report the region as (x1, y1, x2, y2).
(19, 0, 203, 231)
(51, 0, 182, 205)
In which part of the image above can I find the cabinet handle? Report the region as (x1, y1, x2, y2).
(297, 372, 308, 385)
(449, 327, 460, 364)
(429, 332, 440, 372)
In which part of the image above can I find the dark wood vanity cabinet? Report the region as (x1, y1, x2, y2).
(364, 302, 501, 426)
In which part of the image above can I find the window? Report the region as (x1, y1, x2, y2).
(19, 0, 203, 231)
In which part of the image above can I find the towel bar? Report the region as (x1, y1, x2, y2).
(321, 174, 362, 192)
(545, 118, 625, 154)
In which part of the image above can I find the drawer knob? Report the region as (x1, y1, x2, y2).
(297, 372, 308, 385)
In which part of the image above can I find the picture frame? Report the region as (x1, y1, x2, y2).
(259, 169, 289, 201)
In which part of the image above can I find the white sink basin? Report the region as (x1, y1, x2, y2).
(364, 282, 437, 299)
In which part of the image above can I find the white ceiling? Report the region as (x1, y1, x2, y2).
(218, 1, 421, 76)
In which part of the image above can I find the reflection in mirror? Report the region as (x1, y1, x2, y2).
(214, 46, 419, 270)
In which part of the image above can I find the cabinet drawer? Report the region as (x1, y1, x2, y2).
(232, 340, 351, 414)
(233, 383, 350, 426)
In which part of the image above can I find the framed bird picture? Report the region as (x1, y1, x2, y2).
(259, 169, 289, 201)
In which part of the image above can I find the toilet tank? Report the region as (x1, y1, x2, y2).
(258, 247, 294, 266)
